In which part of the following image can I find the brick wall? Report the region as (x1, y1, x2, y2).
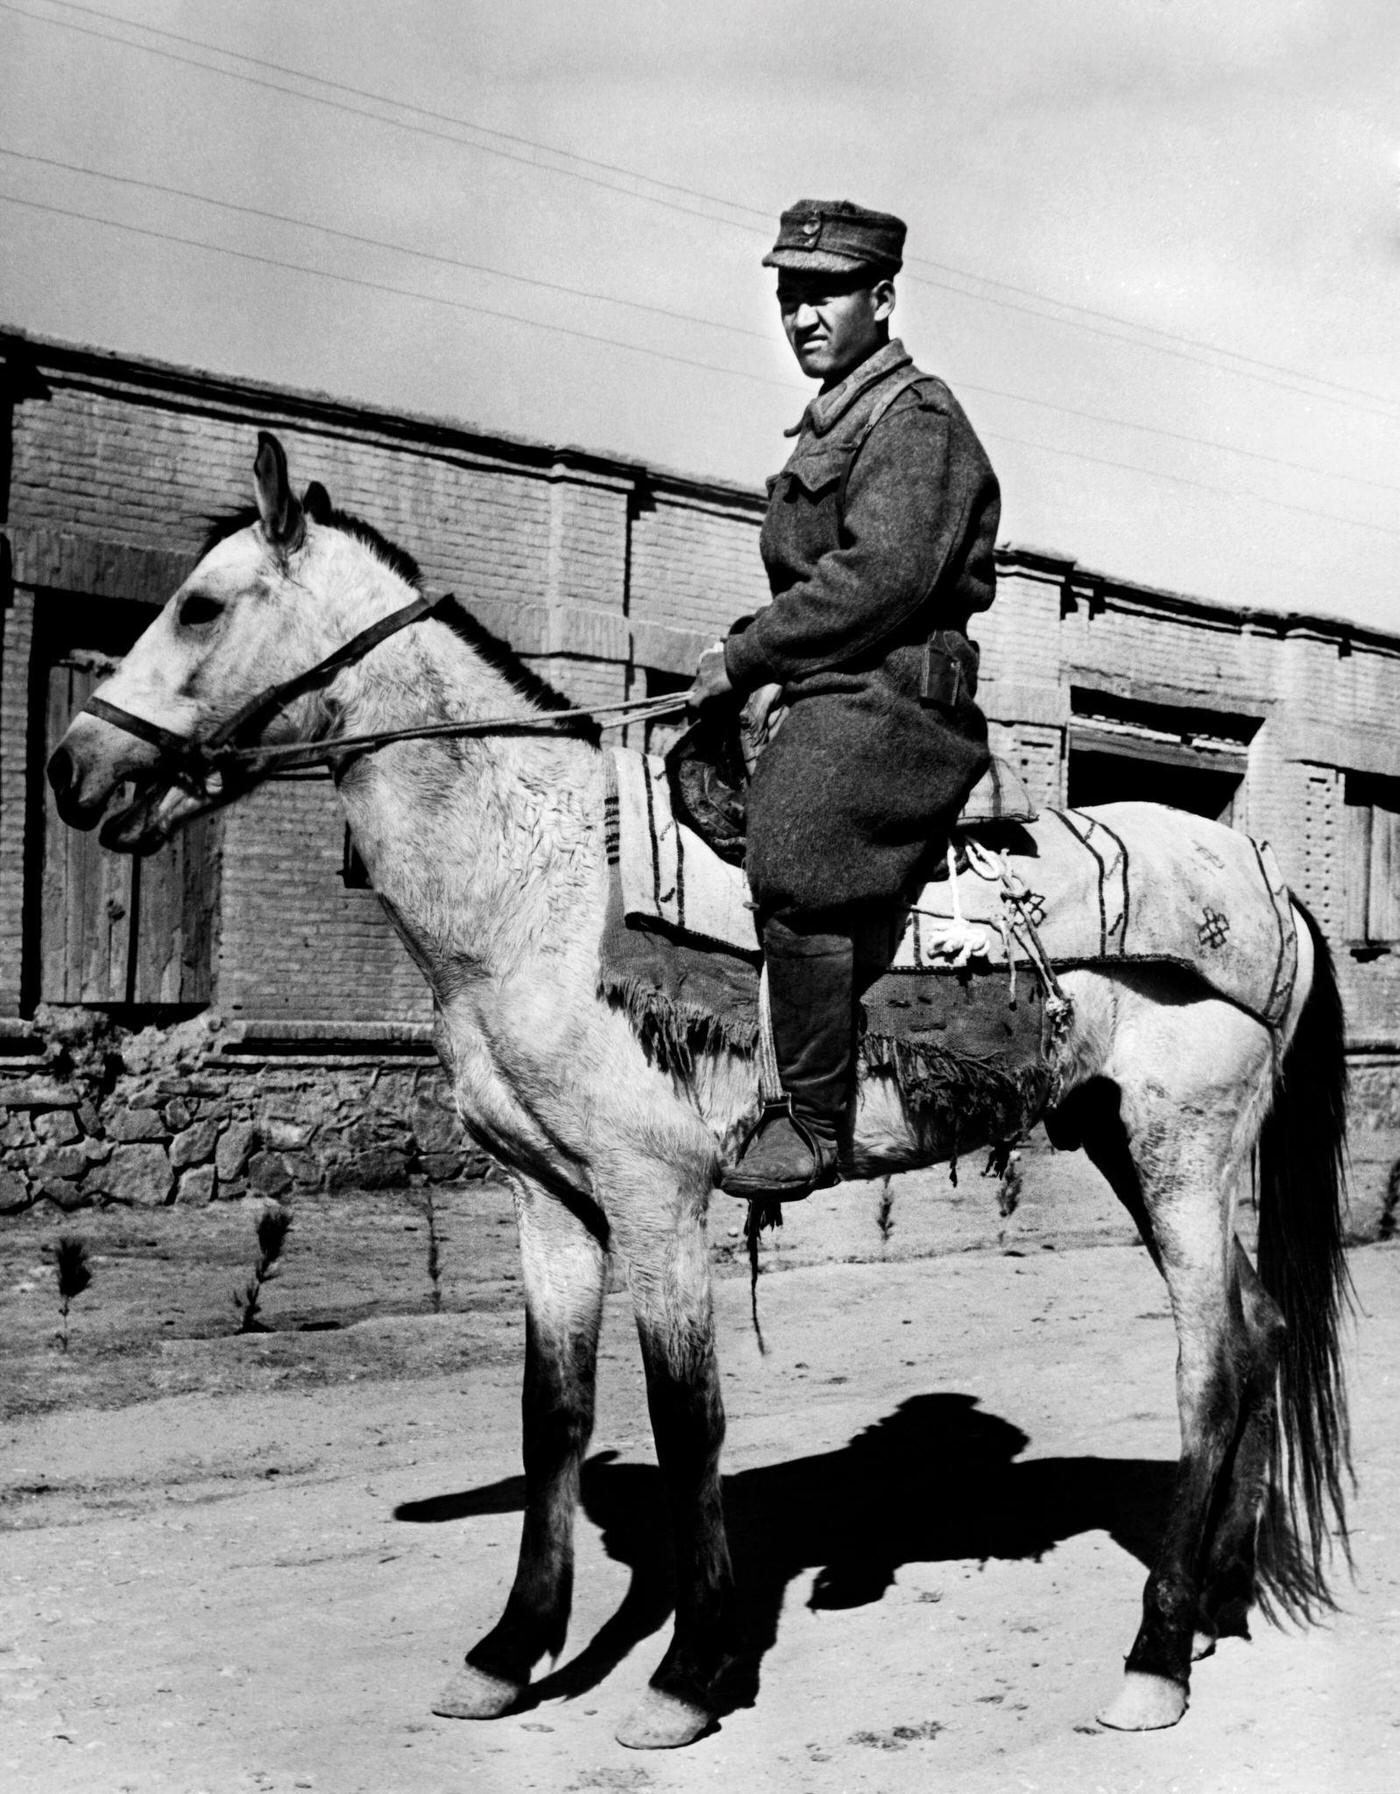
(630, 485, 769, 656)
(4, 380, 558, 606)
(3, 330, 1400, 1216)
(217, 781, 431, 1027)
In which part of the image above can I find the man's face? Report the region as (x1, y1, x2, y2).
(777, 272, 894, 387)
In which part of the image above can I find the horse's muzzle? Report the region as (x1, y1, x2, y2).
(47, 715, 179, 851)
(46, 741, 106, 830)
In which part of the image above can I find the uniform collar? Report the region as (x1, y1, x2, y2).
(785, 338, 913, 438)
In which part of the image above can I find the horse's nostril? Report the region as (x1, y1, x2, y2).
(47, 744, 74, 799)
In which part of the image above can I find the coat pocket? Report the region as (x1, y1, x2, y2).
(781, 443, 848, 497)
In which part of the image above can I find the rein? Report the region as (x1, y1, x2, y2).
(82, 589, 693, 788)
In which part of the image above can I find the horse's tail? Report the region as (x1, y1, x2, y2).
(1254, 896, 1354, 1617)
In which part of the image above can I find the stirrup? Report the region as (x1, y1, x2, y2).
(719, 1098, 841, 1203)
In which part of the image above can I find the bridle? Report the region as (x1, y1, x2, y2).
(81, 590, 690, 797)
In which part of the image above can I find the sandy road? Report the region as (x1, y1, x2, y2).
(3, 1239, 1398, 1794)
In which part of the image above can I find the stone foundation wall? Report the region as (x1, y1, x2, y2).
(1352, 1057, 1400, 1129)
(0, 1009, 490, 1216)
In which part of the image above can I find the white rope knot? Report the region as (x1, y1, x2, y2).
(906, 844, 994, 967)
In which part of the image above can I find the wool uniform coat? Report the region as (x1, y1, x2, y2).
(724, 338, 999, 914)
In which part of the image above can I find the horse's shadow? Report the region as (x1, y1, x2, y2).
(394, 1393, 1172, 1713)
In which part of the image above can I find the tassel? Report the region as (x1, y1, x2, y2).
(744, 1197, 783, 1355)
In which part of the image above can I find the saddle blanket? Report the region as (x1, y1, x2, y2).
(609, 748, 1299, 1032)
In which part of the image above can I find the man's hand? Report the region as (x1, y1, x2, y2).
(687, 640, 734, 711)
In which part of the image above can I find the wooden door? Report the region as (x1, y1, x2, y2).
(41, 651, 214, 1007)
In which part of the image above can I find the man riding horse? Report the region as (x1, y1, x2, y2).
(690, 198, 1001, 1203)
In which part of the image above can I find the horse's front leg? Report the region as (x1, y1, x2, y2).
(434, 1172, 607, 1719)
(608, 1155, 734, 1750)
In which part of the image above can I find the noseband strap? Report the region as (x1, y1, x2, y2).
(84, 696, 198, 761)
(81, 590, 455, 783)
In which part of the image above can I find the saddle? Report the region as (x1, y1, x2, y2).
(620, 713, 1057, 1168)
(666, 688, 1039, 868)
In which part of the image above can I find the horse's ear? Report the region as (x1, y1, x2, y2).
(303, 481, 332, 524)
(253, 431, 304, 552)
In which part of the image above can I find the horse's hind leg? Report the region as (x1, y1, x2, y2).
(1066, 1084, 1269, 1654)
(435, 1173, 607, 1720)
(606, 1151, 733, 1751)
(1193, 1240, 1285, 1653)
(1068, 1085, 1285, 1643)
(1074, 1020, 1273, 1730)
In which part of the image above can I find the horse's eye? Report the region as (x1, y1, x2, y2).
(179, 592, 224, 628)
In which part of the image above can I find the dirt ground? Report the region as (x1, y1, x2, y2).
(2, 1184, 1397, 1794)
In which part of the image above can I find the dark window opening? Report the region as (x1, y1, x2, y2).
(1069, 685, 1260, 747)
(1067, 689, 1253, 827)
(1067, 749, 1242, 824)
(1344, 771, 1400, 945)
(340, 826, 372, 890)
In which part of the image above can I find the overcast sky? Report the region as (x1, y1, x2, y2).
(2, 0, 1397, 628)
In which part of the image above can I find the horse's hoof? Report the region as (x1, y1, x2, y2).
(431, 1662, 523, 1720)
(1191, 1628, 1217, 1662)
(1096, 1670, 1188, 1731)
(615, 1686, 715, 1750)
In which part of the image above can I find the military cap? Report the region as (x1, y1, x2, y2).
(762, 198, 906, 276)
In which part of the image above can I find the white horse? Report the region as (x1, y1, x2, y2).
(48, 434, 1350, 1750)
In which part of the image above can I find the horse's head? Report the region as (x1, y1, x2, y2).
(48, 432, 346, 854)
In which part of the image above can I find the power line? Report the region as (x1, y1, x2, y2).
(907, 254, 1400, 415)
(0, 146, 772, 345)
(26, 0, 1400, 422)
(7, 188, 1398, 542)
(0, 192, 801, 394)
(43, 0, 773, 227)
(980, 426, 1400, 540)
(954, 374, 1400, 497)
(907, 267, 1400, 425)
(0, 0, 762, 232)
(7, 143, 1396, 500)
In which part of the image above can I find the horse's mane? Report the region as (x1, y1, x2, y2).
(198, 500, 597, 743)
(199, 502, 424, 590)
(435, 603, 600, 742)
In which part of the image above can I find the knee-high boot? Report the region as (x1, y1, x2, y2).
(720, 915, 854, 1202)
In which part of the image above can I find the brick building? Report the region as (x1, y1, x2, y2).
(2, 330, 1398, 1214)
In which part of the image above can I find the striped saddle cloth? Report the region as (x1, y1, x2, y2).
(607, 747, 1299, 1032)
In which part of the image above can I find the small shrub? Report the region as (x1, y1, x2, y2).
(54, 1234, 92, 1352)
(232, 1203, 293, 1334)
(875, 1176, 895, 1243)
(996, 1150, 1024, 1219)
(422, 1188, 444, 1313)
